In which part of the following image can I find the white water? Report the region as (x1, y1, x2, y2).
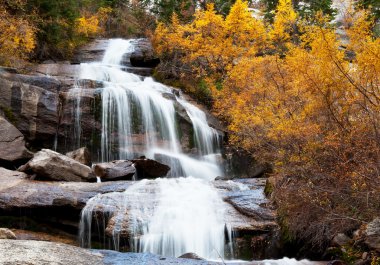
(77, 39, 230, 259)
(178, 98, 221, 156)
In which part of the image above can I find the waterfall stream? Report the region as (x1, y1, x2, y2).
(76, 39, 231, 260)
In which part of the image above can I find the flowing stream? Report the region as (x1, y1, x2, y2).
(76, 39, 231, 260)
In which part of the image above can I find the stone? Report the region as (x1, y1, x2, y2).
(132, 157, 170, 179)
(364, 217, 380, 252)
(0, 228, 16, 239)
(0, 116, 32, 164)
(224, 146, 271, 179)
(20, 149, 96, 182)
(94, 160, 136, 181)
(223, 189, 276, 221)
(178, 253, 204, 260)
(72, 39, 109, 63)
(129, 38, 160, 68)
(66, 147, 92, 166)
(332, 233, 351, 247)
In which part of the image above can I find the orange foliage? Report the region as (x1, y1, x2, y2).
(0, 8, 36, 66)
(154, 0, 380, 249)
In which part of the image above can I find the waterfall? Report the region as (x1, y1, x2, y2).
(77, 39, 231, 259)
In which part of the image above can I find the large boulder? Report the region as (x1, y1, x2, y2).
(131, 157, 170, 179)
(0, 116, 32, 165)
(20, 149, 96, 182)
(66, 147, 92, 166)
(94, 160, 136, 181)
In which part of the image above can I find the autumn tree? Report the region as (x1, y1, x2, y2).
(0, 1, 36, 66)
(153, 0, 380, 255)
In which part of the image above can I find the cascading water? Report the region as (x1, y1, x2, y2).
(76, 39, 232, 260)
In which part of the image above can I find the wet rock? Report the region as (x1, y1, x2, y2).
(0, 228, 16, 239)
(76, 79, 104, 89)
(0, 116, 33, 165)
(0, 240, 103, 265)
(132, 157, 170, 178)
(332, 233, 351, 247)
(72, 39, 109, 63)
(224, 146, 271, 179)
(20, 149, 96, 182)
(66, 147, 92, 166)
(218, 179, 278, 233)
(57, 89, 102, 155)
(178, 253, 204, 260)
(130, 38, 160, 68)
(223, 189, 275, 221)
(94, 160, 136, 181)
(154, 153, 185, 177)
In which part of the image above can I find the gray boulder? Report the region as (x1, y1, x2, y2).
(20, 149, 96, 182)
(132, 157, 170, 179)
(0, 116, 32, 163)
(94, 160, 136, 181)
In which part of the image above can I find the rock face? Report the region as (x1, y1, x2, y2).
(94, 160, 136, 181)
(132, 157, 170, 178)
(0, 116, 32, 165)
(20, 149, 96, 182)
(224, 147, 271, 179)
(0, 228, 16, 239)
(66, 147, 92, 166)
(130, 38, 160, 68)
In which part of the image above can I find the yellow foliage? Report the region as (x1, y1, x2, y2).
(154, 0, 380, 194)
(75, 7, 112, 37)
(269, 0, 297, 52)
(0, 9, 36, 66)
